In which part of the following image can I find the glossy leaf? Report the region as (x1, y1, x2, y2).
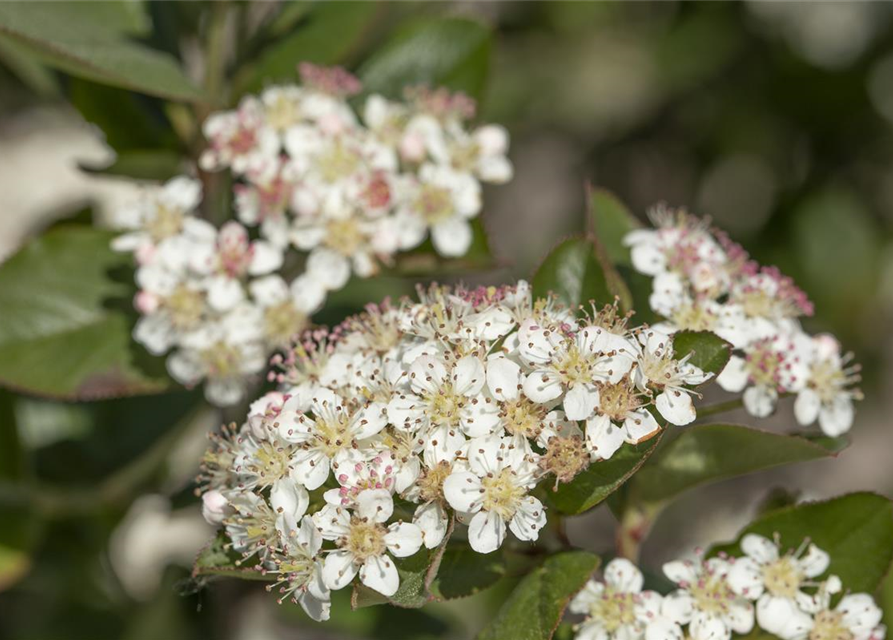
(628, 424, 846, 506)
(548, 436, 662, 516)
(711, 493, 893, 593)
(672, 330, 732, 377)
(358, 17, 492, 102)
(476, 551, 600, 640)
(0, 226, 170, 400)
(0, 2, 203, 102)
(236, 2, 378, 95)
(429, 543, 509, 600)
(588, 186, 641, 268)
(532, 237, 614, 310)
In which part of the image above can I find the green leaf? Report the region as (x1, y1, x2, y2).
(476, 551, 600, 640)
(587, 187, 641, 268)
(236, 2, 378, 96)
(628, 425, 846, 506)
(358, 17, 492, 102)
(0, 226, 170, 400)
(0, 2, 204, 102)
(532, 237, 614, 311)
(429, 543, 509, 600)
(672, 330, 732, 377)
(711, 493, 893, 593)
(548, 435, 662, 516)
(80, 150, 184, 181)
(192, 533, 271, 582)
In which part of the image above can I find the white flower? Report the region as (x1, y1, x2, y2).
(570, 559, 678, 640)
(661, 557, 755, 640)
(396, 163, 481, 257)
(727, 534, 829, 638)
(111, 176, 203, 255)
(250, 274, 324, 347)
(518, 319, 636, 421)
(442, 435, 545, 553)
(584, 376, 661, 462)
(634, 328, 711, 426)
(794, 334, 861, 436)
(277, 389, 387, 490)
(316, 489, 422, 596)
(200, 96, 280, 173)
(789, 577, 885, 640)
(716, 332, 809, 418)
(268, 515, 331, 621)
(387, 353, 499, 444)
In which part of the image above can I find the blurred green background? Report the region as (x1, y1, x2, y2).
(2, 2, 893, 639)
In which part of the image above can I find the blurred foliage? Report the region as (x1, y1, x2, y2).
(1, 1, 893, 639)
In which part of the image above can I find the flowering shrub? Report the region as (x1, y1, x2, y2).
(0, 5, 888, 639)
(190, 200, 888, 639)
(109, 64, 512, 406)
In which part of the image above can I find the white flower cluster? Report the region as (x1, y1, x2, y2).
(625, 208, 862, 436)
(109, 63, 513, 406)
(196, 281, 708, 620)
(570, 535, 885, 640)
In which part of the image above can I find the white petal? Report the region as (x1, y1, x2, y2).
(359, 554, 399, 597)
(413, 502, 449, 549)
(207, 276, 245, 311)
(270, 479, 309, 521)
(453, 356, 485, 396)
(585, 413, 625, 461)
(794, 388, 821, 426)
(431, 217, 472, 257)
(385, 522, 423, 558)
(799, 543, 830, 578)
(487, 355, 521, 402)
(508, 496, 546, 542)
(293, 452, 331, 490)
(716, 355, 749, 392)
(656, 390, 696, 426)
(661, 589, 695, 624)
(307, 248, 350, 290)
(249, 240, 283, 275)
(819, 395, 854, 436)
(690, 612, 732, 640)
(468, 509, 506, 554)
(744, 385, 777, 418)
(522, 370, 563, 403)
(564, 384, 598, 421)
(741, 534, 779, 564)
(356, 488, 394, 523)
(727, 557, 765, 600)
(322, 549, 358, 591)
(604, 558, 644, 593)
(663, 560, 699, 586)
(623, 409, 661, 443)
(442, 471, 482, 513)
(645, 618, 684, 640)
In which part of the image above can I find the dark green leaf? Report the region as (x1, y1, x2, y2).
(429, 543, 508, 600)
(587, 187, 641, 268)
(476, 551, 600, 640)
(629, 425, 845, 506)
(548, 435, 662, 516)
(236, 2, 378, 96)
(192, 533, 271, 582)
(0, 2, 204, 102)
(0, 226, 170, 399)
(711, 493, 893, 593)
(672, 330, 731, 377)
(532, 237, 614, 311)
(358, 18, 492, 102)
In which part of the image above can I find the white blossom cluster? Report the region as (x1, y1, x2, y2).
(624, 208, 862, 436)
(109, 63, 513, 406)
(569, 535, 885, 640)
(196, 281, 709, 620)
